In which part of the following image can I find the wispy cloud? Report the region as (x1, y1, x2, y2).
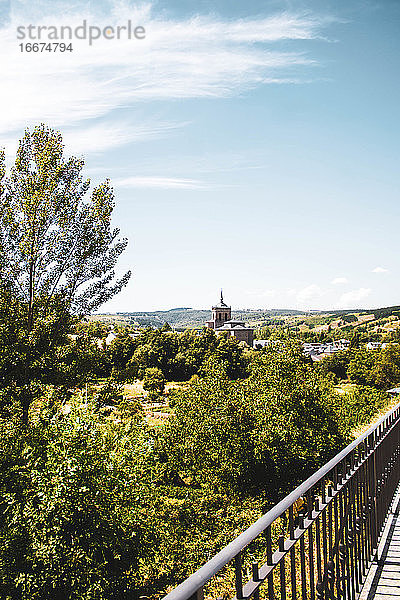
(336, 288, 371, 309)
(115, 176, 206, 189)
(62, 120, 187, 155)
(0, 1, 334, 153)
(331, 276, 348, 285)
(372, 266, 389, 274)
(296, 284, 324, 303)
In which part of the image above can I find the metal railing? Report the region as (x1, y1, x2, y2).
(163, 402, 400, 600)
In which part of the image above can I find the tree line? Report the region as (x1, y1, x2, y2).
(68, 322, 248, 384)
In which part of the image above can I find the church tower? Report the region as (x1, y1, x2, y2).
(205, 290, 231, 329)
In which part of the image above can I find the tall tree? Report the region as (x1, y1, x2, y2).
(0, 124, 131, 422)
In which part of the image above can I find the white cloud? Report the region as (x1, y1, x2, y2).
(0, 2, 334, 153)
(336, 288, 371, 309)
(372, 266, 389, 274)
(296, 284, 324, 303)
(62, 120, 187, 155)
(115, 176, 206, 189)
(331, 277, 348, 285)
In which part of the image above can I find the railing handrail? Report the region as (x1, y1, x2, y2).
(163, 400, 400, 600)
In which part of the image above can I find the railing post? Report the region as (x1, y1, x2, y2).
(234, 553, 243, 599)
(265, 525, 274, 600)
(252, 563, 260, 600)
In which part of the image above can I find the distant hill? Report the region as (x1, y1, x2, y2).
(98, 307, 304, 328)
(92, 305, 400, 333)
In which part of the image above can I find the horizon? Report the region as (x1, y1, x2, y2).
(96, 302, 397, 314)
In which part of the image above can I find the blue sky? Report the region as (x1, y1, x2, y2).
(0, 0, 399, 311)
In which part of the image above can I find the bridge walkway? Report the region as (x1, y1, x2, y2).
(361, 485, 400, 600)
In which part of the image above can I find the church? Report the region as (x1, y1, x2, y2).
(205, 292, 254, 346)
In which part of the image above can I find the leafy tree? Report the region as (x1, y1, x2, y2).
(162, 344, 343, 499)
(255, 325, 271, 340)
(118, 328, 248, 383)
(350, 332, 361, 349)
(318, 351, 350, 381)
(108, 331, 137, 373)
(332, 385, 387, 437)
(0, 124, 130, 422)
(175, 328, 218, 379)
(161, 360, 268, 496)
(0, 398, 155, 600)
(56, 333, 111, 384)
(128, 342, 159, 380)
(246, 344, 343, 493)
(211, 336, 248, 379)
(74, 320, 110, 339)
(143, 367, 166, 401)
(92, 377, 124, 409)
(346, 346, 400, 390)
(347, 349, 376, 386)
(371, 344, 400, 389)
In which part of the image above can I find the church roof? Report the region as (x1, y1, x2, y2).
(216, 322, 253, 331)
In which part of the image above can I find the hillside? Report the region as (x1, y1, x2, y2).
(91, 307, 304, 328)
(90, 304, 400, 339)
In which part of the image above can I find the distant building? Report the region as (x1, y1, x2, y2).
(105, 332, 117, 346)
(206, 291, 254, 346)
(205, 291, 232, 329)
(103, 330, 141, 346)
(337, 339, 351, 350)
(303, 339, 351, 358)
(366, 342, 382, 350)
(253, 339, 270, 350)
(322, 344, 342, 356)
(253, 339, 284, 350)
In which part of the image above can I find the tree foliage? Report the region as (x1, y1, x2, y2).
(161, 344, 344, 499)
(347, 345, 400, 389)
(143, 367, 166, 401)
(0, 125, 130, 422)
(0, 400, 154, 600)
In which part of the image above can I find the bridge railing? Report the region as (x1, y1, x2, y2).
(163, 402, 400, 600)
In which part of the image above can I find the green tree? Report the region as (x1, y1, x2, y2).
(318, 351, 350, 381)
(371, 344, 400, 389)
(332, 385, 387, 436)
(0, 398, 155, 600)
(143, 367, 166, 401)
(0, 125, 130, 422)
(347, 349, 376, 386)
(108, 331, 137, 373)
(350, 332, 361, 349)
(74, 320, 110, 339)
(162, 344, 343, 499)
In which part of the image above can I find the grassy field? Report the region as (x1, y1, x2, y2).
(334, 383, 358, 395)
(122, 380, 188, 426)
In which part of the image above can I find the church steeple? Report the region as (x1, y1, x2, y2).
(207, 290, 231, 328)
(215, 289, 228, 309)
